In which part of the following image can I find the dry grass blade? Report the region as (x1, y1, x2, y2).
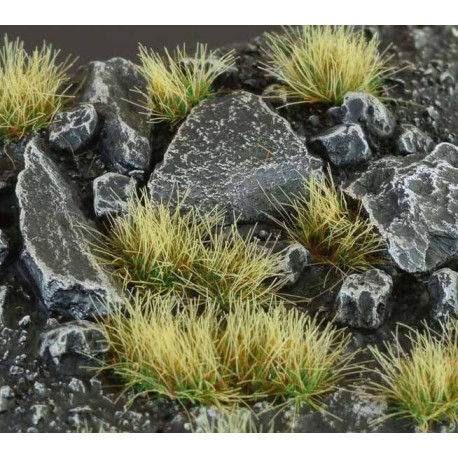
(98, 292, 359, 408)
(93, 191, 285, 306)
(269, 171, 385, 274)
(261, 25, 396, 105)
(0, 34, 75, 139)
(368, 321, 458, 432)
(135, 43, 236, 125)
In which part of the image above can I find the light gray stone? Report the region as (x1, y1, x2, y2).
(428, 268, 458, 324)
(37, 320, 109, 373)
(148, 91, 322, 223)
(274, 242, 311, 285)
(345, 143, 458, 273)
(0, 229, 8, 267)
(335, 269, 393, 329)
(93, 172, 137, 218)
(309, 123, 372, 166)
(49, 103, 98, 153)
(76, 58, 151, 179)
(396, 124, 435, 155)
(16, 138, 121, 319)
(341, 92, 395, 139)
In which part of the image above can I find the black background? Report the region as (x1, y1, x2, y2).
(0, 25, 282, 64)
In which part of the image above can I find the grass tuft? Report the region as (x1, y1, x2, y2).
(270, 171, 385, 274)
(368, 321, 458, 432)
(135, 43, 236, 126)
(0, 35, 75, 139)
(261, 25, 395, 105)
(99, 292, 358, 408)
(93, 192, 285, 306)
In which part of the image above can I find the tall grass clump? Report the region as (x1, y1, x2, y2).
(93, 192, 285, 306)
(0, 35, 75, 139)
(368, 321, 458, 432)
(135, 43, 236, 126)
(270, 171, 385, 274)
(261, 25, 395, 105)
(100, 292, 358, 408)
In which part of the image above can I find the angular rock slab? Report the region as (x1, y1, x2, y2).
(76, 57, 151, 179)
(16, 139, 121, 319)
(428, 268, 458, 324)
(149, 91, 323, 223)
(345, 143, 458, 273)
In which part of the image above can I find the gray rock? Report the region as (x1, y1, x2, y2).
(335, 269, 393, 329)
(428, 268, 458, 324)
(396, 124, 435, 155)
(37, 321, 109, 374)
(49, 104, 98, 153)
(16, 138, 121, 318)
(76, 58, 151, 179)
(309, 123, 372, 166)
(148, 91, 322, 223)
(0, 229, 9, 267)
(341, 92, 395, 138)
(31, 404, 52, 425)
(93, 172, 137, 218)
(274, 242, 311, 285)
(345, 143, 458, 273)
(0, 385, 14, 413)
(0, 286, 7, 326)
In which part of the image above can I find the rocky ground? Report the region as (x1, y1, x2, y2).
(1, 25, 458, 433)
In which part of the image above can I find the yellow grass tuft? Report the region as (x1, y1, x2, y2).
(270, 171, 385, 274)
(0, 35, 75, 139)
(261, 25, 395, 105)
(368, 321, 458, 432)
(135, 43, 236, 125)
(93, 192, 285, 306)
(99, 292, 358, 408)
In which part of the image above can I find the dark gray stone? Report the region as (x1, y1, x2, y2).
(0, 229, 8, 267)
(428, 268, 458, 324)
(0, 285, 7, 327)
(309, 123, 372, 166)
(148, 91, 322, 223)
(345, 143, 458, 273)
(37, 321, 109, 374)
(76, 58, 151, 179)
(396, 124, 435, 155)
(341, 92, 395, 138)
(49, 104, 98, 153)
(273, 242, 311, 285)
(16, 138, 121, 319)
(93, 172, 137, 218)
(335, 269, 393, 329)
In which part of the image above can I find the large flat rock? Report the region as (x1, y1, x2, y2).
(345, 143, 458, 273)
(16, 139, 121, 318)
(148, 91, 322, 223)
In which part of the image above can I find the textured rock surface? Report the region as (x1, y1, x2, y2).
(49, 104, 98, 153)
(335, 269, 393, 329)
(149, 91, 322, 223)
(76, 58, 151, 179)
(309, 123, 371, 166)
(428, 268, 458, 324)
(93, 172, 137, 218)
(16, 139, 121, 318)
(0, 285, 7, 327)
(37, 321, 109, 374)
(273, 242, 311, 285)
(341, 92, 395, 139)
(396, 124, 435, 156)
(345, 143, 458, 273)
(0, 229, 8, 267)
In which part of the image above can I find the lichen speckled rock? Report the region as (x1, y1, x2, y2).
(16, 138, 121, 319)
(76, 57, 151, 179)
(49, 104, 98, 153)
(335, 269, 393, 329)
(0, 229, 9, 268)
(428, 268, 458, 324)
(309, 123, 372, 166)
(93, 172, 137, 218)
(345, 143, 458, 274)
(395, 124, 435, 156)
(148, 91, 323, 223)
